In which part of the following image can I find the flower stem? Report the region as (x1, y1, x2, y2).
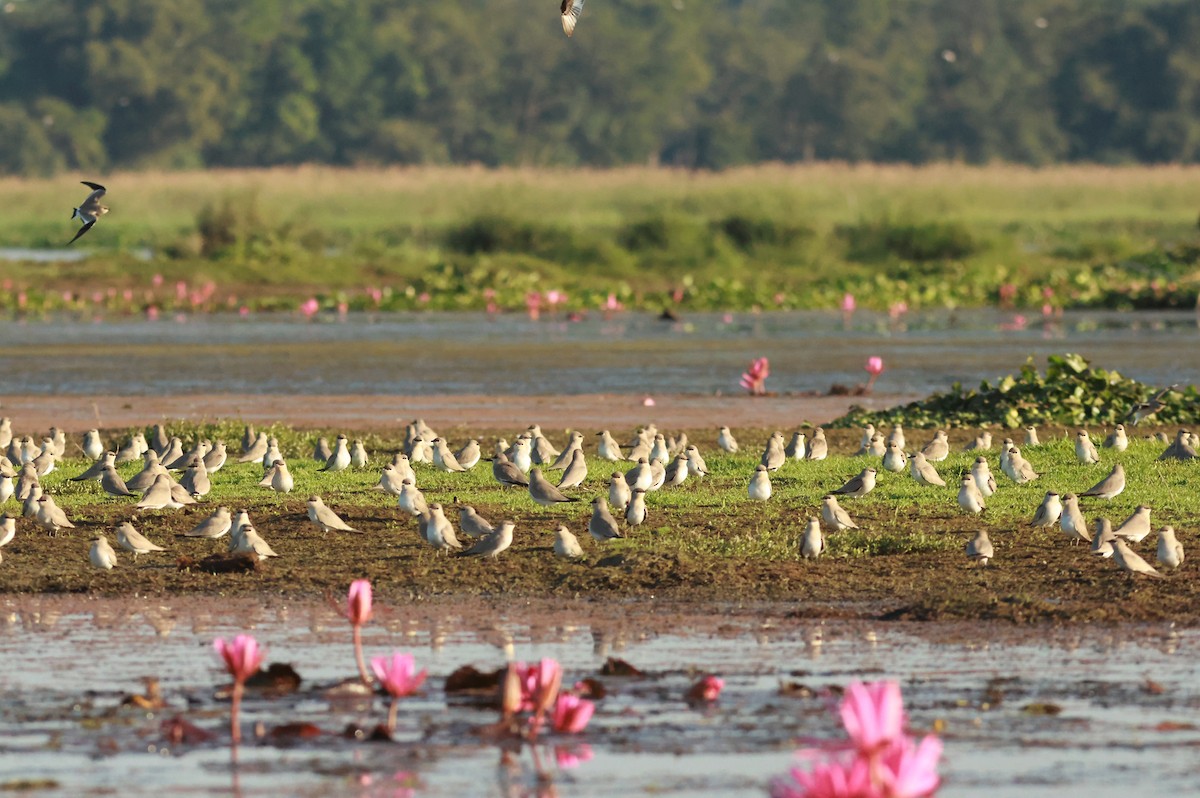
(387, 697, 399, 733)
(230, 680, 243, 744)
(352, 625, 370, 684)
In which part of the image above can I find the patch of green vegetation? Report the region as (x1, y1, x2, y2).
(837, 353, 1200, 429)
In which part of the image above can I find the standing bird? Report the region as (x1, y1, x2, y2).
(82, 429, 105, 461)
(349, 440, 370, 469)
(785, 432, 807, 460)
(180, 458, 211, 498)
(820, 494, 858, 532)
(528, 468, 578, 507)
(557, 449, 588, 490)
(69, 182, 109, 244)
(966, 432, 992, 452)
(1060, 493, 1090, 545)
(492, 452, 530, 488)
(970, 457, 997, 498)
(800, 518, 824, 559)
(553, 524, 585, 560)
(663, 454, 689, 488)
(1075, 430, 1101, 465)
(561, 0, 585, 36)
(887, 424, 906, 451)
(0, 515, 14, 555)
(1005, 447, 1040, 485)
(456, 505, 495, 539)
(761, 432, 786, 471)
(1111, 539, 1164, 578)
(1029, 491, 1062, 529)
(456, 439, 482, 470)
(35, 495, 75, 535)
(100, 465, 135, 498)
(136, 474, 184, 510)
(608, 471, 631, 512)
(184, 506, 233, 539)
(203, 441, 228, 474)
(1157, 526, 1185, 569)
(396, 479, 428, 518)
(1102, 424, 1128, 452)
(549, 432, 584, 470)
(1079, 462, 1125, 500)
(116, 521, 166, 559)
(419, 504, 462, 553)
(624, 458, 653, 492)
(268, 460, 294, 493)
(747, 465, 772, 501)
(624, 488, 648, 526)
(321, 435, 351, 473)
(921, 430, 950, 462)
(1091, 518, 1117, 558)
(881, 441, 907, 473)
(957, 474, 986, 515)
(596, 430, 624, 462)
(685, 445, 709, 478)
(313, 437, 332, 462)
(233, 525, 279, 561)
(832, 468, 877, 498)
(1113, 505, 1152, 543)
(306, 496, 359, 533)
(965, 530, 993, 567)
(1024, 426, 1040, 446)
(432, 438, 467, 473)
(717, 426, 740, 454)
(373, 464, 406, 496)
(855, 424, 876, 456)
(89, 535, 118, 570)
(909, 451, 946, 487)
(588, 497, 623, 542)
(459, 520, 515, 559)
(805, 428, 829, 461)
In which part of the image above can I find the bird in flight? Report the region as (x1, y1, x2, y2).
(69, 181, 108, 245)
(561, 0, 585, 37)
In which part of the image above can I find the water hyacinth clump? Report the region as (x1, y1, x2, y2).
(770, 680, 941, 798)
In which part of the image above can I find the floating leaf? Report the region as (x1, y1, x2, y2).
(600, 657, 645, 678)
(1021, 702, 1063, 716)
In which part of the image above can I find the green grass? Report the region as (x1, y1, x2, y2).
(1, 165, 1198, 313)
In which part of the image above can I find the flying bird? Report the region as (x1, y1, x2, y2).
(561, 0, 585, 37)
(69, 182, 109, 244)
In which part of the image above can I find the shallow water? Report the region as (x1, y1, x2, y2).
(0, 597, 1195, 797)
(0, 309, 1195, 396)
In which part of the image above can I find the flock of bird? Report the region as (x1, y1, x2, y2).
(0, 411, 1192, 582)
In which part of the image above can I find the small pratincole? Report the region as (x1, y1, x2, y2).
(69, 182, 109, 245)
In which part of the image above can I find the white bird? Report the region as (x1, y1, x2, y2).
(1113, 505, 1152, 543)
(184, 506, 233, 539)
(1005, 447, 1040, 485)
(350, 440, 370, 469)
(321, 435, 351, 473)
(70, 451, 114, 483)
(528, 468, 578, 507)
(596, 430, 623, 462)
(685, 445, 709, 478)
(663, 454, 689, 488)
(1157, 526, 1184, 569)
(820, 494, 857, 532)
(238, 432, 269, 463)
(624, 458, 653, 491)
(761, 432, 786, 471)
(887, 424, 905, 451)
(233, 525, 279, 561)
(267, 460, 294, 493)
(957, 474, 986, 514)
(1075, 430, 1101, 465)
(419, 503, 461, 552)
(608, 471, 631, 512)
(800, 518, 824, 559)
(89, 535, 118, 569)
(970, 457, 997, 498)
(625, 488, 647, 526)
(561, 0, 585, 37)
(647, 457, 666, 491)
(511, 437, 534, 473)
(456, 439, 482, 470)
(116, 521, 166, 558)
(881, 441, 907, 473)
(553, 524, 585, 560)
(306, 495, 358, 532)
(1111, 539, 1164, 578)
(432, 438, 467, 473)
(1060, 493, 1091, 544)
(588, 497, 623, 541)
(69, 181, 109, 244)
(806, 428, 828, 461)
(0, 515, 15, 549)
(459, 520, 515, 559)
(717, 426, 739, 453)
(228, 509, 252, 551)
(965, 530, 993, 566)
(1079, 463, 1125, 500)
(748, 465, 772, 501)
(0, 475, 11, 505)
(390, 453, 417, 484)
(832, 468, 876, 498)
(921, 430, 950, 462)
(1029, 491, 1062, 530)
(966, 432, 992, 452)
(1102, 425, 1128, 452)
(648, 434, 671, 465)
(909, 452, 946, 487)
(1024, 426, 1040, 446)
(856, 424, 876, 455)
(82, 429, 105, 461)
(396, 479, 428, 517)
(785, 432, 807, 460)
(373, 464, 406, 496)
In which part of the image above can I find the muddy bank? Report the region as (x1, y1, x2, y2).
(0, 392, 914, 435)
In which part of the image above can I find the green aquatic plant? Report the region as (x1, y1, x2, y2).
(837, 353, 1200, 429)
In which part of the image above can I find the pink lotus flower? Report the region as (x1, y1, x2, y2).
(840, 681, 905, 755)
(551, 693, 595, 734)
(723, 312, 734, 324)
(515, 658, 563, 715)
(878, 735, 942, 798)
(770, 757, 875, 798)
(841, 293, 856, 313)
(546, 290, 565, 307)
(865, 357, 884, 377)
(212, 634, 264, 744)
(175, 281, 188, 301)
(299, 297, 319, 318)
(555, 744, 594, 770)
(888, 302, 908, 320)
(371, 652, 427, 698)
(346, 579, 373, 683)
(152, 273, 163, 288)
(642, 396, 656, 407)
(418, 291, 431, 305)
(740, 357, 770, 396)
(687, 674, 725, 702)
(526, 291, 542, 320)
(603, 293, 624, 312)
(146, 306, 160, 321)
(239, 306, 250, 317)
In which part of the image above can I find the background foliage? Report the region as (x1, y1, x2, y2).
(2, 0, 1200, 175)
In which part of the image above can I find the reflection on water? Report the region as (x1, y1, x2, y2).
(0, 310, 1194, 396)
(0, 597, 1195, 797)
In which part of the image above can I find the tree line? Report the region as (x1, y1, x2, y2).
(1, 0, 1198, 175)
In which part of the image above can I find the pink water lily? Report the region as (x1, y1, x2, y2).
(741, 357, 770, 396)
(212, 635, 264, 744)
(841, 293, 857, 313)
(346, 579, 374, 683)
(371, 652, 428, 732)
(770, 757, 876, 798)
(299, 297, 319, 318)
(687, 674, 725, 702)
(551, 693, 595, 734)
(841, 681, 905, 754)
(864, 357, 885, 393)
(878, 735, 942, 798)
(516, 658, 563, 715)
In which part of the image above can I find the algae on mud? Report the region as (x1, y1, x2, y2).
(0, 422, 1194, 625)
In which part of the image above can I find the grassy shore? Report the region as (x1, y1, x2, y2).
(2, 165, 1199, 312)
(1, 421, 1194, 624)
